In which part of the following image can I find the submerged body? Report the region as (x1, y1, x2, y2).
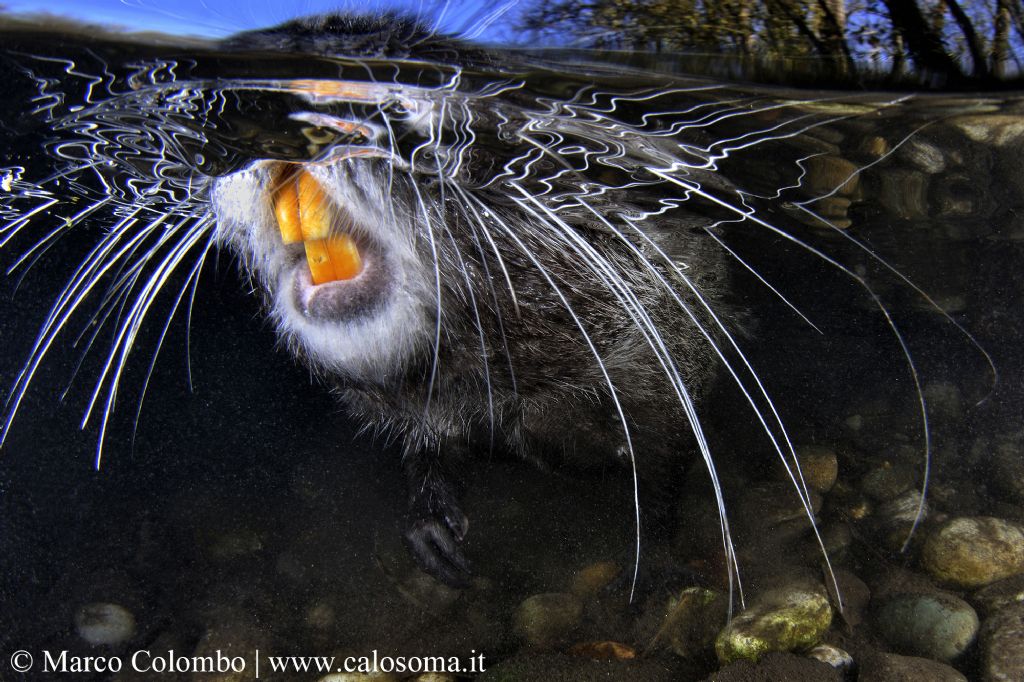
(0, 13, 1013, 596)
(212, 15, 735, 584)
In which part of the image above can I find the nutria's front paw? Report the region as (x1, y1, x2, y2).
(404, 509, 471, 588)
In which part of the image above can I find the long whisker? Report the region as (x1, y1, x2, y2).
(653, 166, 937, 553)
(454, 184, 645, 600)
(2, 208, 156, 445)
(444, 226, 497, 451)
(130, 229, 215, 451)
(454, 195, 519, 394)
(87, 219, 213, 467)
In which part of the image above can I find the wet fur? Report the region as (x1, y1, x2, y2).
(214, 14, 736, 584)
(1, 12, 873, 590)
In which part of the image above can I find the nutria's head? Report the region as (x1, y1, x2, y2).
(209, 13, 730, 398)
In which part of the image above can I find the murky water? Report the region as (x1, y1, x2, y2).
(1, 17, 1023, 682)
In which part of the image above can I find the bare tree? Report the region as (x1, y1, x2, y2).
(519, 0, 1023, 85)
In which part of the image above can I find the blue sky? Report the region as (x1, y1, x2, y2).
(3, 0, 526, 41)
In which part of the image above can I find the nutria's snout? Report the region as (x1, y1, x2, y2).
(211, 159, 435, 380)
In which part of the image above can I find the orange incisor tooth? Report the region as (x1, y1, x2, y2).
(273, 179, 303, 244)
(303, 239, 335, 285)
(303, 235, 363, 285)
(274, 169, 362, 284)
(326, 233, 362, 280)
(297, 171, 331, 241)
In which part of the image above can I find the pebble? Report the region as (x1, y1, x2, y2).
(922, 517, 1024, 588)
(861, 462, 916, 502)
(707, 651, 841, 681)
(477, 652, 678, 681)
(859, 135, 890, 158)
(872, 592, 979, 661)
(569, 561, 620, 597)
(819, 522, 853, 564)
(735, 482, 822, 529)
(951, 114, 1024, 146)
(972, 573, 1024, 617)
(875, 490, 928, 552)
(806, 643, 854, 671)
(566, 641, 636, 660)
(988, 434, 1024, 504)
(774, 445, 839, 493)
(877, 169, 929, 220)
(899, 138, 946, 174)
(192, 614, 270, 682)
(804, 155, 860, 196)
(830, 569, 871, 629)
(980, 602, 1024, 682)
(814, 197, 853, 229)
(75, 602, 136, 646)
(714, 581, 832, 664)
(396, 572, 464, 613)
(654, 586, 726, 659)
(876, 489, 926, 526)
(513, 592, 583, 648)
(858, 652, 967, 682)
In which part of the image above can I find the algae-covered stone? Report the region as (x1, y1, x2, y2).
(922, 517, 1024, 588)
(734, 482, 822, 529)
(714, 583, 832, 664)
(873, 592, 979, 661)
(513, 592, 583, 648)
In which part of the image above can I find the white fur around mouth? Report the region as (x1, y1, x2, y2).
(289, 242, 391, 322)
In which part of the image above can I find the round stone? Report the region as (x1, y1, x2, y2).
(922, 517, 1024, 589)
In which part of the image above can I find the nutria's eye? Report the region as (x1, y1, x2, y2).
(382, 98, 410, 115)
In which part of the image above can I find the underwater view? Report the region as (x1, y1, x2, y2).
(1, 0, 1023, 680)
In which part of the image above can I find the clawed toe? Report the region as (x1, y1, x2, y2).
(404, 517, 472, 587)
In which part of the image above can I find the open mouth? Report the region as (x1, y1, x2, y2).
(267, 165, 395, 323)
(272, 168, 364, 285)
